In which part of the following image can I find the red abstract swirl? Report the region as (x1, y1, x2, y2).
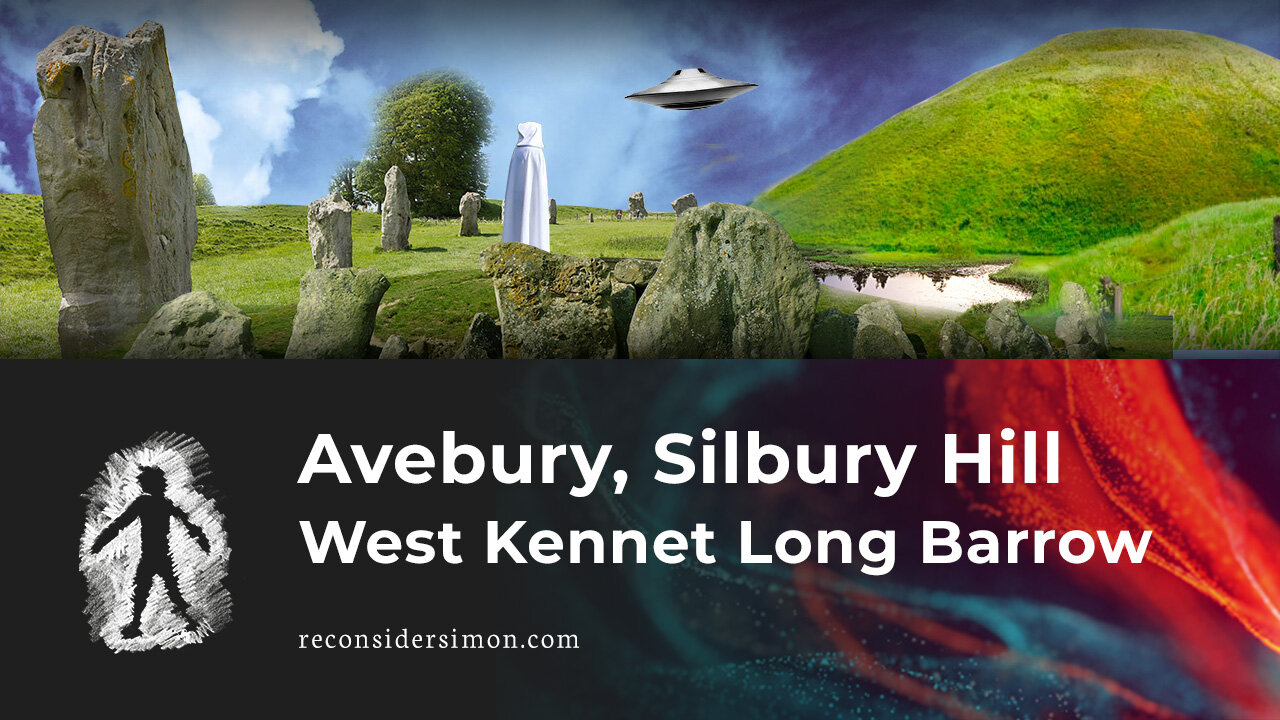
(946, 359, 1280, 714)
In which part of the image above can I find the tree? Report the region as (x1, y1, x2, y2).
(354, 70, 493, 218)
(193, 173, 216, 206)
(329, 159, 371, 209)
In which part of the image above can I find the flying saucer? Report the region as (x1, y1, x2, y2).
(625, 68, 757, 110)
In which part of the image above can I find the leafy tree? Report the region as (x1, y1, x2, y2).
(329, 159, 372, 209)
(354, 70, 493, 217)
(193, 173, 216, 206)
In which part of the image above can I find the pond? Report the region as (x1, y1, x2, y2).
(817, 263, 1032, 312)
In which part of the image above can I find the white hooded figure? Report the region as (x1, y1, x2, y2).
(501, 122, 550, 251)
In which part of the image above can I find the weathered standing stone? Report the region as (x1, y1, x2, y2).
(615, 210, 624, 221)
(1055, 281, 1109, 358)
(629, 203, 819, 359)
(125, 291, 257, 359)
(939, 319, 986, 359)
(610, 281, 638, 359)
(985, 300, 1054, 358)
(628, 191, 648, 219)
(309, 192, 353, 269)
(34, 22, 197, 357)
(455, 312, 503, 359)
(379, 335, 411, 359)
(610, 258, 660, 289)
(853, 301, 917, 358)
(479, 243, 617, 359)
(588, 212, 594, 223)
(671, 193, 698, 216)
(808, 308, 858, 358)
(285, 268, 390, 359)
(548, 198, 557, 224)
(852, 324, 905, 359)
(380, 165, 411, 251)
(459, 192, 482, 237)
(1273, 215, 1279, 273)
(409, 337, 459, 359)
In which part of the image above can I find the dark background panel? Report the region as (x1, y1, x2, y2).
(7, 360, 1277, 717)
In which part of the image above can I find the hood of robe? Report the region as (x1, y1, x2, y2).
(515, 121, 544, 148)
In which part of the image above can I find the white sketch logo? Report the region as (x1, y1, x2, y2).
(80, 432, 232, 651)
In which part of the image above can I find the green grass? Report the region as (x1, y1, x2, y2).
(0, 198, 674, 358)
(754, 29, 1280, 254)
(1037, 198, 1279, 349)
(0, 194, 52, 283)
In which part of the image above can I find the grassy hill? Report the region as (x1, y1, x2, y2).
(1039, 197, 1278, 350)
(0, 194, 52, 283)
(753, 29, 1280, 254)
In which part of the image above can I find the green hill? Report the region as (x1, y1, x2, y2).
(1042, 197, 1278, 350)
(753, 29, 1280, 254)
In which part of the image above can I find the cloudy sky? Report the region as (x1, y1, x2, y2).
(0, 0, 1276, 209)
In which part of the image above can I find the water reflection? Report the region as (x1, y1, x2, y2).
(819, 263, 1032, 312)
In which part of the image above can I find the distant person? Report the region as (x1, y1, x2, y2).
(90, 466, 210, 637)
(502, 121, 550, 251)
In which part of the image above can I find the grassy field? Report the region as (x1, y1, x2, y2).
(753, 29, 1280, 254)
(0, 194, 52, 283)
(0, 198, 674, 358)
(1034, 198, 1279, 350)
(8, 195, 1247, 359)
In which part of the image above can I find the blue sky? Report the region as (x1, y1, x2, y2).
(1, 0, 1277, 210)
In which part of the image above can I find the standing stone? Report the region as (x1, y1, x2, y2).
(1055, 281, 1109, 358)
(610, 281, 638, 359)
(939, 319, 986, 358)
(285, 268, 390, 359)
(628, 191, 648, 219)
(309, 192, 353, 269)
(548, 199, 557, 225)
(610, 258, 660, 290)
(454, 312, 503, 359)
(1272, 215, 1278, 273)
(410, 337, 460, 359)
(588, 212, 594, 223)
(671, 193, 698, 216)
(985, 300, 1054, 358)
(34, 22, 197, 357)
(479, 243, 617, 359)
(629, 203, 819, 359)
(125, 292, 257, 359)
(808, 308, 858, 358)
(380, 165, 411, 251)
(852, 325, 906, 359)
(379, 335, 411, 359)
(615, 210, 624, 221)
(459, 192, 482, 237)
(853, 301, 917, 358)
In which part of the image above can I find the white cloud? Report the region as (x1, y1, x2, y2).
(0, 141, 21, 193)
(175, 90, 220, 174)
(320, 67, 379, 121)
(238, 160, 273, 205)
(229, 83, 296, 151)
(0, 0, 346, 205)
(148, 0, 345, 204)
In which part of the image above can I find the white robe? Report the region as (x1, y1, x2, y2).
(501, 122, 550, 252)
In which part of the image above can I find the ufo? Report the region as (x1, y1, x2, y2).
(625, 68, 757, 110)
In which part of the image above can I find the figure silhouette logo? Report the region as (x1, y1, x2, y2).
(79, 432, 231, 651)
